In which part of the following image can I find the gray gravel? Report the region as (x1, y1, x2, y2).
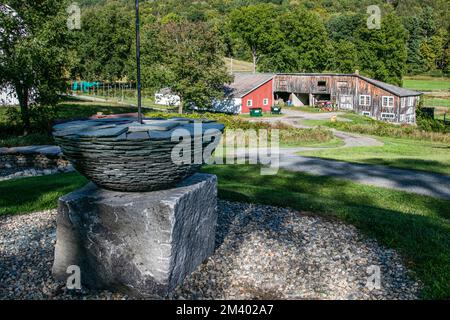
(0, 201, 421, 300)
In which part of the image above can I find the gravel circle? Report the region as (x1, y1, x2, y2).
(0, 200, 421, 300)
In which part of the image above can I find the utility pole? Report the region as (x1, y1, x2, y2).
(135, 0, 143, 123)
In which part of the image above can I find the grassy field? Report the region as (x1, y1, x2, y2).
(403, 76, 450, 92)
(300, 137, 450, 175)
(424, 97, 450, 108)
(73, 92, 175, 111)
(300, 113, 450, 143)
(224, 57, 254, 73)
(1, 167, 449, 299)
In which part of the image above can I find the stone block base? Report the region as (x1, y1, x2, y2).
(52, 173, 218, 297)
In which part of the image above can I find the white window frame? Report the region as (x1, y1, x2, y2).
(359, 95, 371, 106)
(401, 98, 406, 108)
(406, 115, 416, 124)
(362, 111, 371, 117)
(247, 99, 253, 107)
(382, 96, 394, 108)
(406, 107, 414, 115)
(381, 113, 396, 120)
(263, 98, 269, 106)
(407, 97, 414, 107)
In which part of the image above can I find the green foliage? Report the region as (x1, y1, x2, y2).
(416, 107, 449, 133)
(0, 0, 74, 134)
(307, 113, 450, 143)
(329, 40, 359, 73)
(229, 4, 281, 72)
(355, 13, 408, 85)
(146, 21, 232, 112)
(75, 0, 134, 82)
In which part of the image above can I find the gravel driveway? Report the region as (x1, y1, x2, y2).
(0, 201, 420, 300)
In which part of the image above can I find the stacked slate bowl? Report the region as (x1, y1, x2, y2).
(53, 117, 225, 192)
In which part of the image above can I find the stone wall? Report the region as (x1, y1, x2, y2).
(0, 146, 69, 171)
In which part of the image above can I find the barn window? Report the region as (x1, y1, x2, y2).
(359, 95, 371, 106)
(407, 97, 414, 107)
(247, 100, 253, 107)
(263, 98, 269, 106)
(381, 113, 396, 120)
(382, 96, 394, 108)
(401, 98, 406, 108)
(318, 81, 327, 86)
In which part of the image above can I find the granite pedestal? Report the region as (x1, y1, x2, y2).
(52, 173, 218, 297)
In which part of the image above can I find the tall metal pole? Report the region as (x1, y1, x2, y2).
(135, 0, 143, 123)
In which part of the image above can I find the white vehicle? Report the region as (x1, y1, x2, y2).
(154, 88, 181, 107)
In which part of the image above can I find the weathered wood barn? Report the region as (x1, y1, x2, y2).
(216, 73, 422, 124)
(274, 73, 422, 124)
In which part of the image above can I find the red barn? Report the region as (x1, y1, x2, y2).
(213, 73, 275, 114)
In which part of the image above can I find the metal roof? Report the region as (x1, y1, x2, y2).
(358, 76, 422, 97)
(225, 73, 275, 98)
(226, 73, 421, 98)
(277, 73, 422, 97)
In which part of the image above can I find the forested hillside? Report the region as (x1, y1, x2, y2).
(72, 0, 449, 88)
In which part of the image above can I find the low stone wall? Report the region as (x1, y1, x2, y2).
(0, 146, 69, 171)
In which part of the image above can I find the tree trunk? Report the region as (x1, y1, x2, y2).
(252, 49, 258, 74)
(16, 85, 31, 135)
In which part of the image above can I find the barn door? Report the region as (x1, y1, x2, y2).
(339, 95, 353, 110)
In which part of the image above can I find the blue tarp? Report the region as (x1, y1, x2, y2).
(72, 81, 100, 92)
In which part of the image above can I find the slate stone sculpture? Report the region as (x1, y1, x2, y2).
(53, 117, 225, 192)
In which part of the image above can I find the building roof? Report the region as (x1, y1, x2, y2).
(223, 72, 422, 99)
(358, 76, 422, 97)
(277, 73, 422, 97)
(225, 73, 275, 98)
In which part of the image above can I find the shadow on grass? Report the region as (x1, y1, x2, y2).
(354, 158, 450, 176)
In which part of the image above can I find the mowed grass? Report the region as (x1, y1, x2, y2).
(403, 76, 450, 92)
(299, 137, 450, 175)
(1, 167, 449, 299)
(223, 57, 254, 73)
(424, 97, 450, 108)
(0, 173, 88, 215)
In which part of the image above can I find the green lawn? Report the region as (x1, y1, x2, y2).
(1, 167, 449, 299)
(424, 97, 450, 108)
(403, 76, 450, 92)
(281, 137, 344, 148)
(286, 106, 337, 113)
(299, 137, 450, 175)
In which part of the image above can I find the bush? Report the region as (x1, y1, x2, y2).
(147, 112, 335, 146)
